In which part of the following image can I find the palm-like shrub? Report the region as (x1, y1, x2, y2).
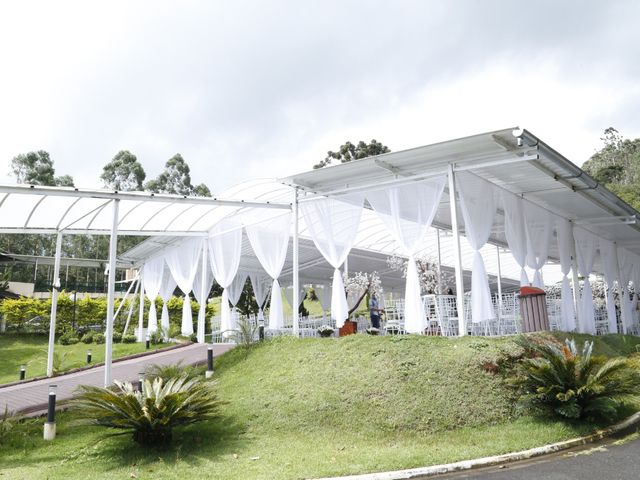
(144, 362, 204, 382)
(513, 337, 640, 420)
(72, 375, 220, 445)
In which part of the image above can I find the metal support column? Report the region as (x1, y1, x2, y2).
(613, 243, 628, 334)
(198, 240, 208, 343)
(46, 232, 63, 377)
(447, 164, 466, 336)
(292, 188, 300, 336)
(137, 270, 145, 342)
(496, 245, 503, 319)
(569, 221, 582, 332)
(122, 277, 140, 336)
(436, 228, 443, 295)
(104, 199, 119, 387)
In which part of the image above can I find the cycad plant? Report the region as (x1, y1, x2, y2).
(72, 375, 221, 445)
(513, 337, 640, 420)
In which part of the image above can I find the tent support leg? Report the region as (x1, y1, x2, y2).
(122, 277, 140, 336)
(46, 232, 63, 377)
(292, 188, 300, 336)
(104, 199, 119, 387)
(198, 241, 208, 343)
(436, 228, 442, 295)
(496, 245, 503, 321)
(569, 221, 582, 332)
(448, 164, 466, 336)
(137, 271, 145, 342)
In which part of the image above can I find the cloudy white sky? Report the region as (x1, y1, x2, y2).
(1, 0, 639, 193)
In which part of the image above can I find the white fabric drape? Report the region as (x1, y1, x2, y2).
(208, 222, 243, 334)
(249, 272, 271, 322)
(300, 195, 364, 328)
(366, 177, 446, 333)
(523, 202, 552, 288)
(599, 239, 619, 334)
(158, 267, 177, 336)
(225, 271, 248, 330)
(142, 256, 164, 334)
(285, 284, 306, 308)
(192, 251, 214, 342)
(556, 218, 576, 331)
(165, 238, 203, 336)
(501, 192, 529, 286)
(456, 172, 497, 324)
(245, 213, 291, 329)
(315, 284, 332, 321)
(618, 247, 635, 334)
(573, 228, 598, 334)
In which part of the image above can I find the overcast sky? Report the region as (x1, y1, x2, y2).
(1, 1, 639, 192)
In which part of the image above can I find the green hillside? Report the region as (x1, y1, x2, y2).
(1, 333, 639, 480)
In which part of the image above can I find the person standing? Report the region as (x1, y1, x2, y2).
(369, 293, 381, 328)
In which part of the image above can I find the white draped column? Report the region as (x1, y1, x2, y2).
(456, 172, 497, 325)
(600, 239, 620, 334)
(158, 267, 177, 338)
(142, 256, 164, 335)
(501, 192, 529, 286)
(573, 228, 598, 334)
(617, 247, 635, 334)
(556, 218, 576, 331)
(227, 271, 248, 329)
(523, 202, 552, 288)
(193, 242, 214, 343)
(300, 195, 364, 328)
(366, 177, 446, 333)
(249, 272, 271, 322)
(165, 238, 203, 336)
(245, 213, 291, 329)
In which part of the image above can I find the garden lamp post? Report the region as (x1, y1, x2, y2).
(19, 364, 26, 380)
(206, 345, 214, 378)
(44, 384, 57, 440)
(86, 349, 92, 364)
(138, 372, 145, 392)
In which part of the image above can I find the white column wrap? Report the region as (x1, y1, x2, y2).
(618, 247, 636, 333)
(207, 222, 243, 334)
(192, 253, 214, 342)
(573, 228, 598, 334)
(365, 177, 446, 333)
(245, 213, 291, 329)
(300, 195, 364, 328)
(158, 268, 177, 335)
(501, 192, 529, 286)
(455, 172, 496, 324)
(523, 202, 552, 288)
(142, 256, 164, 334)
(165, 238, 203, 336)
(599, 239, 619, 333)
(556, 218, 576, 331)
(249, 272, 271, 321)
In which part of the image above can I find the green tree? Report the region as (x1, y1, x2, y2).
(10, 150, 74, 186)
(314, 139, 391, 169)
(100, 150, 146, 191)
(145, 154, 211, 197)
(582, 128, 640, 210)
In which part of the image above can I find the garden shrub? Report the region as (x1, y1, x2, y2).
(112, 331, 122, 343)
(59, 331, 80, 345)
(168, 324, 182, 339)
(122, 334, 137, 344)
(81, 331, 94, 344)
(150, 329, 164, 345)
(93, 333, 105, 344)
(71, 375, 221, 446)
(512, 336, 640, 421)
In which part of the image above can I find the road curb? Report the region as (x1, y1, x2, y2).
(316, 412, 640, 480)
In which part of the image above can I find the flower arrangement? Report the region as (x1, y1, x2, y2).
(317, 325, 335, 337)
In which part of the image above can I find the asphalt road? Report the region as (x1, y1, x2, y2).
(438, 436, 640, 480)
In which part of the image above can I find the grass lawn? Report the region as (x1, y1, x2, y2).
(0, 333, 176, 385)
(1, 332, 638, 480)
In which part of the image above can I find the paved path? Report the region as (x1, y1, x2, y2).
(438, 436, 640, 480)
(0, 343, 234, 416)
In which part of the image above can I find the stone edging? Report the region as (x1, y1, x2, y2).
(316, 412, 640, 480)
(0, 342, 191, 389)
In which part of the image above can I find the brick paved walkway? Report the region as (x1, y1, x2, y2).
(0, 343, 234, 416)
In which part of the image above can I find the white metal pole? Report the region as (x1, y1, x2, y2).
(137, 269, 145, 342)
(569, 222, 582, 332)
(122, 277, 140, 336)
(198, 240, 208, 343)
(447, 164, 466, 336)
(292, 188, 300, 336)
(104, 199, 119, 387)
(436, 228, 443, 295)
(46, 232, 63, 377)
(112, 277, 137, 324)
(496, 245, 503, 319)
(612, 243, 628, 334)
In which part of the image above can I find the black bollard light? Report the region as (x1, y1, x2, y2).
(258, 323, 265, 342)
(86, 349, 92, 364)
(43, 384, 57, 440)
(145, 333, 150, 350)
(205, 345, 214, 379)
(138, 372, 145, 393)
(19, 364, 26, 380)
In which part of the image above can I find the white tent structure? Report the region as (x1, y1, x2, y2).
(3, 127, 640, 385)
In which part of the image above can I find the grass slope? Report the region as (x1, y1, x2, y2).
(0, 334, 175, 385)
(1, 333, 638, 480)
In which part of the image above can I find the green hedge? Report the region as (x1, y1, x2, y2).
(0, 293, 216, 334)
